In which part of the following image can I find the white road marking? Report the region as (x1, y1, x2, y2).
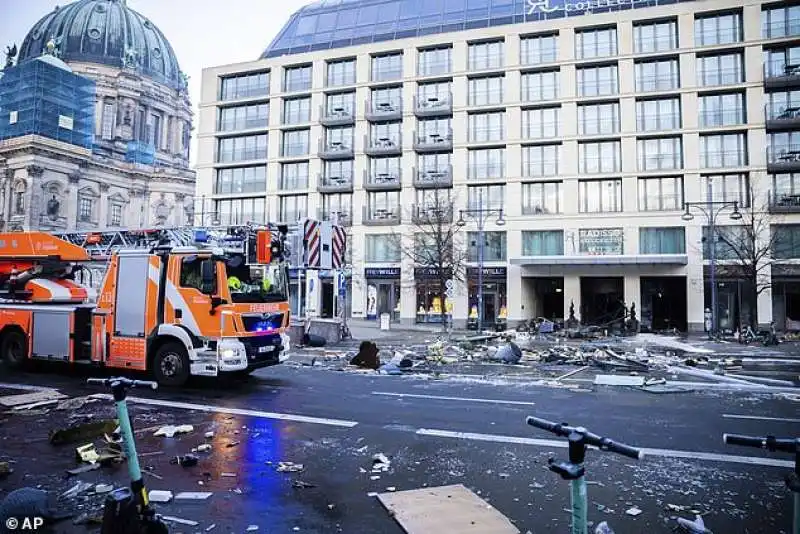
(416, 428, 794, 468)
(723, 414, 800, 423)
(0, 382, 53, 392)
(373, 391, 536, 406)
(93, 394, 358, 428)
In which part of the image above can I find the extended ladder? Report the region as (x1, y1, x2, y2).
(54, 227, 197, 259)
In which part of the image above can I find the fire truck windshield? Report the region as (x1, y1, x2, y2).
(225, 260, 288, 304)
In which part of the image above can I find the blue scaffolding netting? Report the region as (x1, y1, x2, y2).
(0, 57, 95, 149)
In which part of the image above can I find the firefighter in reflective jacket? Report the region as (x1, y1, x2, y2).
(227, 275, 242, 292)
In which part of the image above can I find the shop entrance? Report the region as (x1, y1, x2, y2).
(580, 277, 624, 326)
(773, 279, 800, 331)
(641, 277, 687, 332)
(321, 280, 334, 318)
(533, 277, 564, 321)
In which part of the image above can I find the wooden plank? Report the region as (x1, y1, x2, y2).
(0, 390, 66, 407)
(376, 484, 519, 534)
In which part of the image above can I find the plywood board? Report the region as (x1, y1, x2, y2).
(594, 375, 646, 386)
(0, 390, 66, 407)
(377, 484, 520, 534)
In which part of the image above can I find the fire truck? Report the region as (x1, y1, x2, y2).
(0, 225, 292, 386)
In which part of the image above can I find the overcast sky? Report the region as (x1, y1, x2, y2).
(0, 0, 312, 166)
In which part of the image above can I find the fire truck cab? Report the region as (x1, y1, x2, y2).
(0, 226, 292, 386)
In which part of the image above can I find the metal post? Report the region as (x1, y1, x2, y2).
(477, 188, 484, 333)
(707, 178, 718, 339)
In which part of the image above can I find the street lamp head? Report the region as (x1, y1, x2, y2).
(729, 203, 743, 221)
(681, 210, 694, 222)
(495, 210, 506, 226)
(456, 211, 466, 227)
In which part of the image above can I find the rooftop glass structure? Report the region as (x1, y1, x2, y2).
(262, 0, 695, 58)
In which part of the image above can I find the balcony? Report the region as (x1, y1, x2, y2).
(318, 208, 352, 226)
(764, 61, 800, 89)
(414, 93, 453, 117)
(413, 130, 453, 153)
(364, 134, 402, 156)
(769, 191, 800, 213)
(765, 105, 800, 130)
(318, 138, 354, 160)
(412, 204, 454, 224)
(698, 110, 745, 129)
(413, 167, 453, 189)
(522, 204, 561, 216)
(365, 99, 402, 122)
(319, 105, 355, 127)
(363, 205, 401, 226)
(317, 173, 354, 193)
(767, 145, 800, 172)
(363, 170, 402, 191)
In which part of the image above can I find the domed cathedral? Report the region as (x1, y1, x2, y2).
(0, 0, 195, 232)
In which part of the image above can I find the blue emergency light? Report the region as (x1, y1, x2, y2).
(194, 229, 209, 243)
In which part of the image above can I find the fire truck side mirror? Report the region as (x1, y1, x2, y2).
(200, 259, 215, 294)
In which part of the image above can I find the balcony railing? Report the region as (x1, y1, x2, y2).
(767, 145, 800, 171)
(769, 191, 800, 213)
(317, 173, 354, 193)
(765, 105, 800, 129)
(634, 37, 677, 55)
(412, 204, 454, 224)
(363, 170, 402, 191)
(700, 151, 747, 169)
(414, 130, 453, 152)
(577, 81, 619, 98)
(635, 74, 679, 93)
(695, 68, 743, 87)
(365, 99, 402, 121)
(319, 105, 355, 127)
(363, 205, 401, 225)
(418, 60, 452, 77)
(217, 117, 268, 132)
(636, 115, 681, 132)
(414, 166, 453, 189)
(318, 138, 354, 160)
(364, 134, 402, 156)
(318, 208, 352, 226)
(764, 60, 800, 87)
(698, 110, 745, 128)
(414, 93, 453, 117)
(579, 117, 620, 136)
(762, 19, 800, 40)
(522, 203, 561, 215)
(468, 91, 504, 107)
(468, 164, 505, 181)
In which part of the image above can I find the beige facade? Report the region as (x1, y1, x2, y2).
(197, 0, 800, 331)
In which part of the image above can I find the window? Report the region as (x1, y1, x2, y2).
(638, 177, 683, 211)
(102, 102, 114, 140)
(765, 90, 800, 120)
(635, 58, 679, 92)
(13, 182, 24, 215)
(636, 98, 681, 131)
(214, 197, 266, 225)
(371, 53, 403, 82)
(702, 225, 746, 260)
(522, 144, 559, 177)
(467, 185, 505, 210)
(418, 117, 452, 140)
(280, 162, 309, 190)
(418, 47, 452, 76)
(763, 5, 800, 39)
(469, 76, 504, 106)
(180, 257, 216, 294)
(215, 166, 267, 194)
(322, 193, 353, 219)
(284, 65, 312, 92)
(217, 134, 267, 163)
(221, 72, 270, 100)
(367, 191, 401, 217)
(578, 102, 620, 135)
(773, 224, 800, 259)
(634, 20, 678, 54)
(418, 80, 451, 101)
(579, 140, 621, 174)
(637, 137, 683, 171)
(700, 134, 747, 168)
(79, 197, 93, 222)
(366, 234, 400, 262)
(769, 132, 800, 159)
(577, 65, 618, 97)
(703, 173, 750, 207)
(371, 86, 403, 110)
(521, 34, 557, 65)
(579, 179, 623, 213)
(283, 97, 311, 125)
(468, 40, 504, 71)
(325, 160, 354, 184)
(110, 203, 123, 226)
(370, 122, 402, 145)
(148, 112, 162, 148)
(640, 227, 686, 254)
(523, 230, 564, 255)
(576, 27, 618, 59)
(468, 112, 504, 143)
(219, 103, 269, 132)
(773, 173, 800, 197)
(699, 93, 745, 127)
(326, 59, 356, 87)
(696, 53, 744, 86)
(522, 182, 562, 215)
(469, 148, 505, 179)
(764, 46, 800, 78)
(326, 93, 355, 117)
(522, 107, 559, 139)
(281, 129, 310, 157)
(418, 153, 451, 173)
(521, 70, 559, 102)
(279, 195, 307, 222)
(369, 156, 401, 178)
(467, 231, 506, 262)
(325, 125, 354, 149)
(415, 188, 451, 209)
(695, 12, 743, 46)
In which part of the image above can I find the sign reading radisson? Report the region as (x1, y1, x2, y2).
(527, 0, 654, 15)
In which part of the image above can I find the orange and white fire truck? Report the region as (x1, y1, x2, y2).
(0, 225, 292, 386)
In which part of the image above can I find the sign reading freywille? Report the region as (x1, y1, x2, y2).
(578, 228, 623, 256)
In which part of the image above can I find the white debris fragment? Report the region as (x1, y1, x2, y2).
(277, 462, 304, 472)
(94, 484, 113, 494)
(372, 453, 391, 472)
(386, 486, 396, 492)
(676, 514, 713, 533)
(154, 425, 194, 438)
(246, 525, 259, 532)
(162, 516, 199, 527)
(367, 492, 379, 497)
(205, 431, 215, 439)
(148, 490, 173, 503)
(175, 492, 212, 500)
(625, 506, 642, 516)
(195, 444, 212, 452)
(221, 472, 237, 478)
(370, 475, 380, 480)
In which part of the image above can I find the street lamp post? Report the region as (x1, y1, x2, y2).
(681, 179, 742, 339)
(457, 188, 505, 332)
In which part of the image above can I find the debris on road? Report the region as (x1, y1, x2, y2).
(154, 424, 194, 437)
(372, 453, 391, 472)
(292, 480, 316, 489)
(277, 462, 304, 473)
(594, 522, 616, 534)
(205, 431, 215, 439)
(162, 515, 199, 527)
(195, 443, 212, 453)
(0, 461, 13, 479)
(625, 506, 642, 516)
(0, 390, 66, 408)
(55, 396, 98, 411)
(594, 375, 646, 387)
(493, 342, 522, 364)
(676, 514, 714, 533)
(175, 492, 212, 500)
(49, 419, 118, 445)
(171, 454, 199, 467)
(351, 340, 381, 369)
(93, 484, 113, 494)
(61, 481, 93, 499)
(148, 490, 173, 503)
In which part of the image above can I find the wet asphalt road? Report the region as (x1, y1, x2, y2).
(0, 361, 799, 534)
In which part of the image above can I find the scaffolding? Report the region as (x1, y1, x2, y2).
(0, 57, 95, 149)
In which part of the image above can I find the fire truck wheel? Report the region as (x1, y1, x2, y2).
(153, 342, 189, 387)
(1, 330, 27, 370)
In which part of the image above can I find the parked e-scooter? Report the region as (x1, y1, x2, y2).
(87, 377, 168, 534)
(526, 416, 644, 534)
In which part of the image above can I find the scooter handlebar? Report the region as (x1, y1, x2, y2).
(724, 433, 798, 454)
(86, 377, 158, 390)
(526, 416, 644, 460)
